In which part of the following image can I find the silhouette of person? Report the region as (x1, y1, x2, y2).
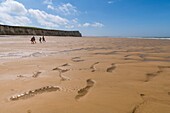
(42, 36, 46, 42)
(39, 37, 42, 43)
(31, 36, 36, 44)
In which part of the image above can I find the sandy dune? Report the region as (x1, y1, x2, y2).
(0, 36, 170, 113)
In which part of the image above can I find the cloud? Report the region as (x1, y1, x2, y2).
(47, 4, 54, 10)
(72, 18, 78, 23)
(108, 0, 121, 4)
(79, 22, 104, 28)
(0, 0, 31, 26)
(47, 3, 78, 15)
(43, 0, 53, 5)
(0, 13, 31, 26)
(0, 0, 104, 30)
(82, 23, 91, 27)
(108, 1, 114, 4)
(65, 25, 74, 29)
(28, 9, 68, 28)
(91, 22, 104, 28)
(58, 3, 78, 15)
(0, 0, 68, 28)
(0, 0, 27, 15)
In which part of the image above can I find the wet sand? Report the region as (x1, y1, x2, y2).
(0, 36, 170, 113)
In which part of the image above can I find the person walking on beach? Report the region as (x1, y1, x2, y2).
(42, 36, 46, 42)
(39, 37, 42, 43)
(31, 36, 36, 44)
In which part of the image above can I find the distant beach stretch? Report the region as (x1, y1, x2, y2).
(0, 36, 169, 113)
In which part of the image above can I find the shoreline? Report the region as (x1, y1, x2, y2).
(83, 36, 170, 40)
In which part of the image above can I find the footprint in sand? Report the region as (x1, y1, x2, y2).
(53, 68, 70, 81)
(90, 62, 99, 72)
(27, 110, 31, 113)
(168, 92, 170, 95)
(75, 79, 95, 100)
(61, 63, 71, 67)
(10, 86, 60, 101)
(145, 73, 157, 82)
(52, 63, 71, 72)
(53, 67, 70, 73)
(58, 70, 70, 81)
(106, 63, 116, 73)
(52, 63, 71, 71)
(17, 75, 25, 78)
(145, 65, 170, 82)
(32, 71, 41, 78)
(131, 94, 146, 113)
(52, 63, 71, 81)
(17, 71, 42, 78)
(71, 57, 84, 62)
(140, 93, 145, 97)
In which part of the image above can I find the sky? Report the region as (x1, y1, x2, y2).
(0, 0, 170, 37)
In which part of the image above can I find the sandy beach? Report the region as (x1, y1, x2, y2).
(0, 36, 170, 113)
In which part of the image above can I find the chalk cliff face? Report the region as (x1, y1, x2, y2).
(0, 24, 82, 37)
